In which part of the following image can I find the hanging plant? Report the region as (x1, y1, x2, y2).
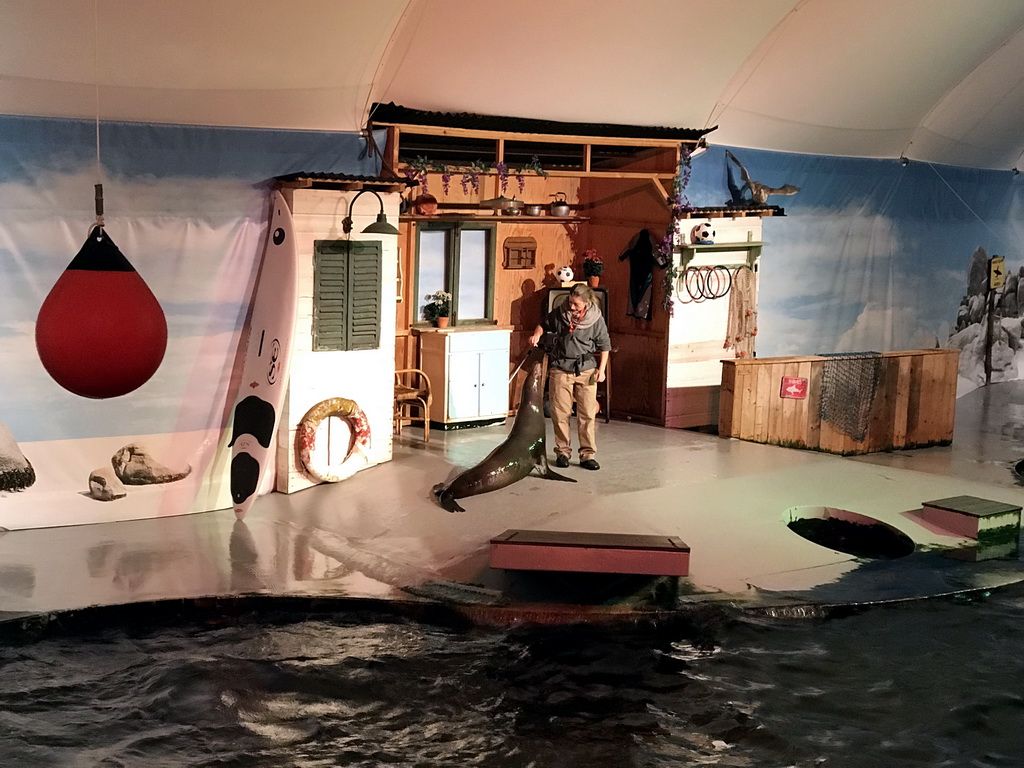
(460, 160, 489, 195)
(514, 156, 547, 194)
(402, 157, 546, 198)
(494, 161, 509, 195)
(662, 146, 695, 314)
(405, 155, 432, 194)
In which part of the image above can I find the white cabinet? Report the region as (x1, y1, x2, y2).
(418, 328, 512, 426)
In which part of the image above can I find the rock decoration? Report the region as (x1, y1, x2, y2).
(0, 421, 35, 492)
(949, 246, 1023, 386)
(88, 466, 127, 501)
(111, 443, 191, 485)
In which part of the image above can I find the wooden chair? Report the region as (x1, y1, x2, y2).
(394, 368, 433, 442)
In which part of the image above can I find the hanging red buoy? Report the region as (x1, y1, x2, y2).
(35, 226, 167, 399)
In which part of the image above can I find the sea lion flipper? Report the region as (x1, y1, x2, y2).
(541, 467, 577, 483)
(433, 484, 466, 513)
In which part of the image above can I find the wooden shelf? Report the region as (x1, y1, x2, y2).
(401, 214, 589, 223)
(677, 241, 764, 269)
(679, 241, 765, 251)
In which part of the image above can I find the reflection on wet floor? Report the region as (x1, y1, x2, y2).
(1, 381, 1023, 623)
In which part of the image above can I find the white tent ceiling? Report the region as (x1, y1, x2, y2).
(2, 0, 1024, 170)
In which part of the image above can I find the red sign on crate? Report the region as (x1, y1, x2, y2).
(780, 376, 808, 399)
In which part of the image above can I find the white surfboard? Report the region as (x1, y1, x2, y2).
(228, 190, 298, 518)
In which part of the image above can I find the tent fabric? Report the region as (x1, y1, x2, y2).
(2, 1, 1024, 170)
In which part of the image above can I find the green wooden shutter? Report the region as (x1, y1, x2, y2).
(314, 240, 381, 351)
(347, 241, 381, 350)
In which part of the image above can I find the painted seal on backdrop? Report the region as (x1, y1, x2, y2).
(433, 347, 575, 513)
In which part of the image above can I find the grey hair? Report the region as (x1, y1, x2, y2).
(569, 283, 596, 305)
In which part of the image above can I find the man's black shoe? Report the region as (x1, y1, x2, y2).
(555, 455, 570, 468)
(580, 459, 600, 471)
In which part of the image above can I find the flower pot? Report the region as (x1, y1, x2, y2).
(587, 276, 600, 288)
(435, 316, 450, 329)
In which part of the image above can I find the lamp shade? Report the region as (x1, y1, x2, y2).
(363, 212, 400, 235)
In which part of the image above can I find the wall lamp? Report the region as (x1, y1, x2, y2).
(689, 136, 709, 158)
(342, 189, 400, 236)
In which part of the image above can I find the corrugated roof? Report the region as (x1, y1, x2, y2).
(369, 102, 710, 142)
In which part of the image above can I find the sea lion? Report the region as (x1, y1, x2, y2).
(433, 347, 576, 512)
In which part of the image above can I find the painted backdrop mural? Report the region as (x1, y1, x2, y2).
(687, 147, 1024, 397)
(3, 117, 1023, 530)
(0, 115, 378, 528)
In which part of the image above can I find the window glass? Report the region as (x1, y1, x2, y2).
(418, 230, 447, 320)
(457, 229, 488, 320)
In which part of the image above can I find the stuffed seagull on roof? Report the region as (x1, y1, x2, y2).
(725, 150, 800, 206)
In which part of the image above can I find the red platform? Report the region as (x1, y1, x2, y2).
(489, 529, 690, 576)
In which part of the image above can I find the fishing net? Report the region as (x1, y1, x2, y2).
(725, 265, 757, 358)
(819, 352, 882, 442)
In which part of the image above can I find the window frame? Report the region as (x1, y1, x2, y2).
(413, 221, 496, 327)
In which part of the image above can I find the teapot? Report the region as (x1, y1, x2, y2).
(550, 192, 571, 217)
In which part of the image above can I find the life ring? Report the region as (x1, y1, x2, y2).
(297, 397, 371, 483)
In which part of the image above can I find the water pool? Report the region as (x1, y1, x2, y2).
(1, 589, 1023, 767)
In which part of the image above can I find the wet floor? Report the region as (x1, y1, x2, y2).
(1, 382, 1023, 622)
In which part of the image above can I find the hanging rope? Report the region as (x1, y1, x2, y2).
(93, 0, 104, 234)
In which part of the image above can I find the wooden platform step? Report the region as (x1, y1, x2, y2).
(489, 529, 690, 576)
(921, 495, 1021, 560)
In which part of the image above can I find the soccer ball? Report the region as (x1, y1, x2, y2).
(556, 265, 575, 283)
(690, 222, 715, 244)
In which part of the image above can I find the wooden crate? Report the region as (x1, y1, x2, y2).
(719, 349, 959, 455)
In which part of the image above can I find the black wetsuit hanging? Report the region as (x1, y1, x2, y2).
(618, 229, 666, 320)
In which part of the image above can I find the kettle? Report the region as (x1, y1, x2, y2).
(550, 192, 571, 217)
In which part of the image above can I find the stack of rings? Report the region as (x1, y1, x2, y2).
(675, 265, 734, 303)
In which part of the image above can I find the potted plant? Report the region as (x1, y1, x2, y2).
(423, 290, 452, 328)
(582, 249, 603, 287)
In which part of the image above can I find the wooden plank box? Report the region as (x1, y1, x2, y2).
(719, 349, 960, 455)
(922, 495, 1021, 561)
(490, 529, 690, 576)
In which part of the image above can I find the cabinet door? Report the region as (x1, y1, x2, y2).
(477, 349, 510, 418)
(447, 351, 482, 420)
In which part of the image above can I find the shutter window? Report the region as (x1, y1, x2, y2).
(314, 240, 381, 351)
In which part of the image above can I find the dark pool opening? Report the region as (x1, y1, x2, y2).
(787, 509, 916, 559)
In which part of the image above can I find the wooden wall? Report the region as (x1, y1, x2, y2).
(393, 167, 674, 418)
(395, 172, 585, 405)
(277, 187, 399, 493)
(581, 177, 673, 423)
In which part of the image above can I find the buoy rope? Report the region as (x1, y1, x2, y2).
(92, 0, 104, 234)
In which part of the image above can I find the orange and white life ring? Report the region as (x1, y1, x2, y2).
(297, 397, 371, 483)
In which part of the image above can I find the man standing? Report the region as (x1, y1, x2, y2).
(528, 283, 610, 470)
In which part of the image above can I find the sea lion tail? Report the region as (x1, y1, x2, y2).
(432, 483, 466, 513)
